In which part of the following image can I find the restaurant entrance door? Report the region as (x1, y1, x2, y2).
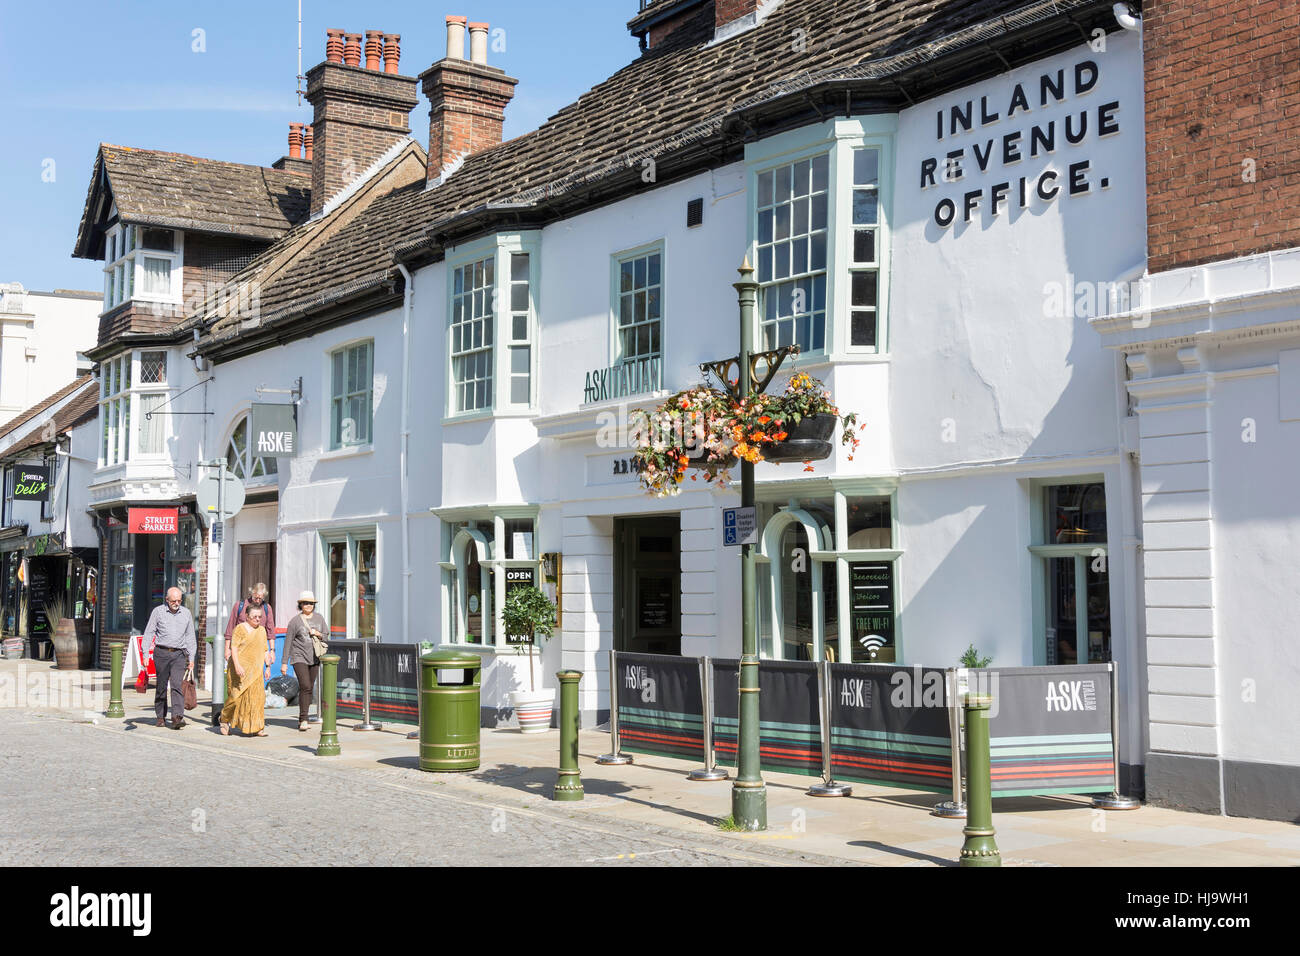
(614, 516, 680, 656)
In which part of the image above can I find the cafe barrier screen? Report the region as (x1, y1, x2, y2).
(980, 663, 1115, 796)
(828, 663, 954, 793)
(615, 651, 705, 760)
(710, 659, 822, 778)
(331, 639, 366, 719)
(366, 643, 421, 726)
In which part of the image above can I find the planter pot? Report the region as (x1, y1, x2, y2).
(762, 413, 836, 463)
(509, 688, 556, 734)
(51, 619, 81, 670)
(686, 453, 738, 475)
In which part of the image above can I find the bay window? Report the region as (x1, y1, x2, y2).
(747, 118, 894, 357)
(102, 224, 180, 310)
(99, 350, 174, 466)
(446, 234, 538, 416)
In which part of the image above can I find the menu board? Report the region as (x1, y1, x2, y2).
(849, 562, 894, 662)
(638, 575, 673, 629)
(504, 567, 536, 644)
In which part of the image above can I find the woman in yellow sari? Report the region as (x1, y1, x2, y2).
(220, 604, 270, 736)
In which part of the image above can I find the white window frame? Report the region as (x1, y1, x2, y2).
(319, 529, 380, 641)
(327, 339, 374, 451)
(98, 353, 131, 467)
(223, 411, 280, 486)
(444, 232, 540, 420)
(745, 117, 895, 359)
(101, 224, 182, 311)
(609, 240, 666, 368)
(755, 484, 902, 662)
(1027, 477, 1112, 666)
(438, 509, 540, 650)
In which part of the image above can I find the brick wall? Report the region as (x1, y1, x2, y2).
(420, 60, 518, 183)
(305, 62, 419, 215)
(1145, 0, 1300, 272)
(714, 0, 757, 29)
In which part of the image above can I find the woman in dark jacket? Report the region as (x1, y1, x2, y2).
(281, 590, 327, 731)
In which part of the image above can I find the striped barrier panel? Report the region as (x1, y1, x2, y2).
(331, 639, 367, 719)
(711, 659, 822, 778)
(979, 663, 1115, 797)
(615, 651, 705, 760)
(365, 643, 421, 726)
(828, 663, 954, 794)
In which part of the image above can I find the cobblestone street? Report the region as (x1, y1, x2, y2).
(0, 711, 798, 867)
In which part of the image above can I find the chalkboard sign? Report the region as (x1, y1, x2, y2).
(504, 566, 536, 644)
(849, 562, 894, 662)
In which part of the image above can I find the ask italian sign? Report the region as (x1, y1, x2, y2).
(250, 402, 297, 458)
(11, 465, 50, 501)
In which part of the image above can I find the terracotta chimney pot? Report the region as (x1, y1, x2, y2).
(303, 125, 314, 161)
(325, 29, 345, 64)
(343, 33, 362, 67)
(383, 34, 401, 74)
(288, 123, 304, 159)
(365, 30, 383, 70)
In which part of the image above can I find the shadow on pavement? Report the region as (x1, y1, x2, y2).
(849, 840, 955, 866)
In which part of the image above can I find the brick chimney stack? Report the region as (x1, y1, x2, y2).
(419, 15, 518, 185)
(715, 0, 759, 31)
(305, 28, 419, 215)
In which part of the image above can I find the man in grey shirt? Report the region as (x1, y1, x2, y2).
(146, 587, 195, 729)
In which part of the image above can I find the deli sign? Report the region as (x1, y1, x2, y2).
(11, 465, 50, 501)
(129, 507, 179, 534)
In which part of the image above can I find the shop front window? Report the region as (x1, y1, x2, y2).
(109, 528, 134, 632)
(1033, 482, 1111, 665)
(323, 531, 379, 639)
(443, 514, 539, 648)
(759, 492, 898, 662)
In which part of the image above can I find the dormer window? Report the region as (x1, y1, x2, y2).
(102, 224, 182, 311)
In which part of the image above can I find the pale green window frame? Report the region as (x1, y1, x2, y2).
(437, 507, 541, 651)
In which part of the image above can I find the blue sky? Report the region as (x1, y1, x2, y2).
(0, 1, 641, 292)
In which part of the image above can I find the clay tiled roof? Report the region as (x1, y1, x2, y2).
(0, 377, 93, 441)
(190, 0, 1113, 351)
(73, 145, 311, 260)
(3, 381, 100, 459)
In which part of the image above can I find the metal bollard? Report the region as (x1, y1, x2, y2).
(689, 656, 728, 781)
(596, 649, 631, 765)
(552, 670, 584, 801)
(807, 659, 850, 796)
(1092, 661, 1141, 810)
(316, 654, 341, 757)
(933, 668, 967, 818)
(106, 641, 125, 718)
(958, 693, 1000, 867)
(354, 639, 381, 732)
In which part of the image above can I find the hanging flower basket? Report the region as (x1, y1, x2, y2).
(631, 372, 863, 497)
(761, 412, 837, 463)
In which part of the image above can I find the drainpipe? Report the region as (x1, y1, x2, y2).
(395, 264, 414, 647)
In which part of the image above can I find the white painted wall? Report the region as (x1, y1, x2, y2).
(0, 288, 98, 420)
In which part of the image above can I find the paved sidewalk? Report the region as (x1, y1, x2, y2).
(4, 659, 1298, 866)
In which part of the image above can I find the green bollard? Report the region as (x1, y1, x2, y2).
(316, 654, 341, 757)
(959, 693, 1001, 867)
(552, 670, 584, 801)
(106, 641, 125, 718)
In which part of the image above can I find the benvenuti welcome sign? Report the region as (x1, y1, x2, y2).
(11, 465, 50, 501)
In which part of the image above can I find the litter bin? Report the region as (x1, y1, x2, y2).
(419, 650, 482, 772)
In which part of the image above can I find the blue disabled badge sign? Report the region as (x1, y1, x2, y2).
(722, 506, 757, 547)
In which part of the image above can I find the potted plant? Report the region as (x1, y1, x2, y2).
(502, 585, 558, 733)
(45, 595, 85, 670)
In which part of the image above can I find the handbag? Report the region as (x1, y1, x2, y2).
(183, 677, 198, 710)
(134, 670, 148, 694)
(311, 631, 329, 661)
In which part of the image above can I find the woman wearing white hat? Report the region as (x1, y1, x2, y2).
(281, 590, 328, 731)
